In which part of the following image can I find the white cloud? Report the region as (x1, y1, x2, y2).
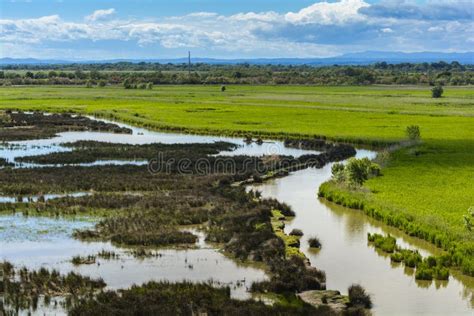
(285, 0, 369, 25)
(85, 8, 116, 22)
(428, 26, 443, 32)
(230, 11, 279, 22)
(186, 12, 218, 18)
(0, 0, 472, 59)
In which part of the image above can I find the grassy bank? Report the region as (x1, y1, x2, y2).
(0, 85, 473, 276)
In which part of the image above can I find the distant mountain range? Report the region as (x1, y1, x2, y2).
(1, 51, 473, 66)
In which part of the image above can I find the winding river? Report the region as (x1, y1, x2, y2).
(248, 162, 473, 315)
(0, 116, 472, 315)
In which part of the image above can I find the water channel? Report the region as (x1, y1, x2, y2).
(0, 116, 472, 315)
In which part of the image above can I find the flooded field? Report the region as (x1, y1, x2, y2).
(0, 215, 266, 298)
(1, 114, 318, 169)
(0, 113, 472, 315)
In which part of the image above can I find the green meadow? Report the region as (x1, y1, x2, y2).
(1, 84, 473, 273)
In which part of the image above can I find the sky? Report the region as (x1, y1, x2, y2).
(0, 0, 473, 60)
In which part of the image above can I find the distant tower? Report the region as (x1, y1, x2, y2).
(188, 51, 191, 76)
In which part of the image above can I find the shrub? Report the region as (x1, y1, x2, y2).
(289, 228, 304, 236)
(431, 85, 443, 98)
(346, 158, 368, 186)
(415, 266, 433, 280)
(221, 85, 226, 92)
(433, 266, 449, 280)
(85, 80, 93, 88)
(348, 284, 372, 309)
(346, 157, 379, 186)
(368, 233, 397, 253)
(331, 162, 346, 182)
(308, 237, 322, 248)
(368, 163, 381, 177)
(406, 125, 421, 141)
(331, 162, 344, 175)
(403, 251, 422, 268)
(390, 252, 404, 263)
(425, 256, 437, 268)
(331, 158, 380, 186)
(123, 78, 132, 89)
(98, 80, 106, 87)
(146, 82, 153, 90)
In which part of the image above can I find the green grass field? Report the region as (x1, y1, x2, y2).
(1, 84, 473, 273)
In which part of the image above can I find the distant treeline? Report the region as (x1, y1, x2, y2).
(1, 61, 472, 86)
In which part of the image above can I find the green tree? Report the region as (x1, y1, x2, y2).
(123, 78, 132, 89)
(431, 85, 443, 98)
(345, 158, 380, 186)
(346, 158, 370, 186)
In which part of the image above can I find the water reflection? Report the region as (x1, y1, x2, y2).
(248, 163, 474, 315)
(0, 214, 267, 299)
(1, 115, 472, 314)
(1, 116, 318, 168)
(0, 192, 91, 203)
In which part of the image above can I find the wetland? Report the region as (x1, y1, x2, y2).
(0, 111, 472, 315)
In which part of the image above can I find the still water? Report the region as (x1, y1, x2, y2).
(0, 116, 472, 315)
(248, 156, 474, 315)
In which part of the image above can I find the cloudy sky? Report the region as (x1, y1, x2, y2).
(1, 0, 473, 59)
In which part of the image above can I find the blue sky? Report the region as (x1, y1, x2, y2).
(1, 0, 472, 59)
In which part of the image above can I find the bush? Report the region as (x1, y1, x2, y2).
(403, 251, 422, 268)
(406, 125, 421, 140)
(289, 228, 304, 236)
(123, 79, 131, 89)
(346, 158, 376, 186)
(348, 284, 372, 309)
(368, 233, 397, 253)
(433, 266, 449, 280)
(85, 80, 93, 88)
(368, 163, 381, 177)
(331, 158, 381, 186)
(331, 162, 344, 175)
(390, 252, 404, 262)
(308, 237, 322, 248)
(221, 85, 226, 92)
(431, 85, 443, 98)
(425, 256, 437, 268)
(98, 80, 106, 87)
(415, 266, 433, 280)
(146, 82, 153, 90)
(331, 162, 346, 182)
